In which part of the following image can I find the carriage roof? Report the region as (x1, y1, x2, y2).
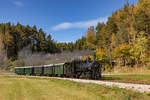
(15, 63, 65, 69)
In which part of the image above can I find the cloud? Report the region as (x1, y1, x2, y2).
(52, 17, 108, 31)
(13, 1, 24, 7)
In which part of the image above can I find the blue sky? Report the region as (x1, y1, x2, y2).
(0, 0, 138, 42)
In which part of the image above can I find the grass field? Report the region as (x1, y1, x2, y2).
(102, 74, 150, 85)
(0, 76, 150, 100)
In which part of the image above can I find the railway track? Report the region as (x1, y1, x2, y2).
(57, 77, 150, 93)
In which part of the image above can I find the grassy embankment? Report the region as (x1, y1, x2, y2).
(0, 70, 15, 75)
(102, 66, 150, 84)
(102, 74, 150, 84)
(0, 76, 150, 100)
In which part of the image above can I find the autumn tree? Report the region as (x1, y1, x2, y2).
(86, 26, 96, 50)
(96, 23, 106, 48)
(113, 44, 131, 66)
(130, 31, 150, 66)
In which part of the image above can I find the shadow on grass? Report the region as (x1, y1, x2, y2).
(100, 76, 121, 81)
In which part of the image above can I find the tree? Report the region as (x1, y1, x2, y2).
(96, 23, 106, 48)
(113, 43, 131, 66)
(130, 31, 149, 65)
(39, 29, 47, 51)
(75, 37, 87, 50)
(86, 26, 96, 50)
(134, 0, 150, 34)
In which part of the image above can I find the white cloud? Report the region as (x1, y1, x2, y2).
(13, 1, 24, 7)
(52, 17, 108, 31)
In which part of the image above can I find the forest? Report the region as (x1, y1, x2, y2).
(0, 0, 150, 70)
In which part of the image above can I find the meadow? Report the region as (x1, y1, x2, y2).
(0, 76, 150, 100)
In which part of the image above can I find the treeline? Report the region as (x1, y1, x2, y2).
(1, 0, 150, 70)
(0, 22, 60, 60)
(72, 0, 150, 69)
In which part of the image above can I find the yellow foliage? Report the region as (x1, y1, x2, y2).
(82, 55, 93, 61)
(113, 43, 131, 58)
(95, 49, 107, 63)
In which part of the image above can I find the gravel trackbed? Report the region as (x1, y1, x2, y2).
(57, 77, 150, 93)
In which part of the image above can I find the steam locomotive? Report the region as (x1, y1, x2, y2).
(15, 55, 101, 79)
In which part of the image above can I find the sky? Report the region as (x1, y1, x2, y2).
(0, 0, 138, 42)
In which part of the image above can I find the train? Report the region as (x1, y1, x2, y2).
(15, 56, 101, 79)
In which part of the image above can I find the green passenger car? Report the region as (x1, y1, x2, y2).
(34, 66, 43, 75)
(43, 64, 53, 75)
(53, 63, 64, 76)
(15, 67, 25, 75)
(24, 67, 33, 75)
